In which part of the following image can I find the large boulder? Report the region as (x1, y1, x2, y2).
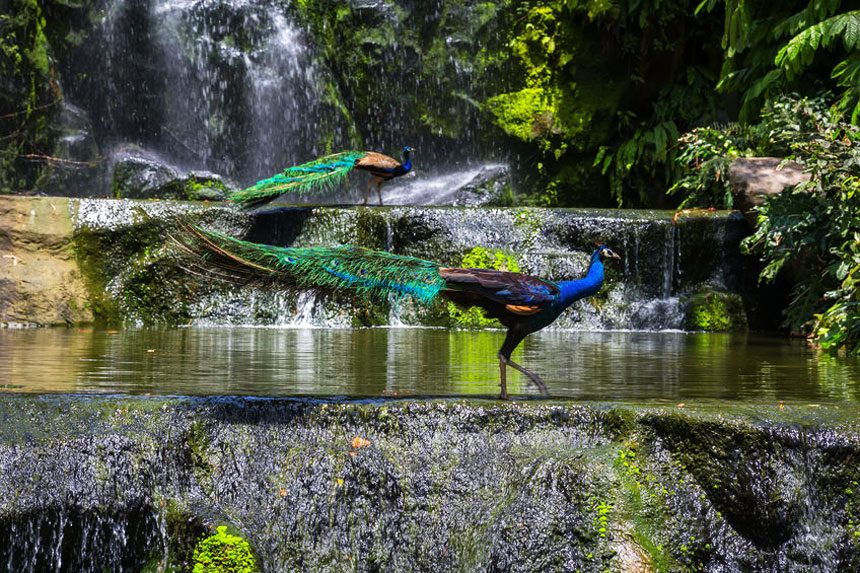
(110, 147, 233, 201)
(728, 157, 811, 215)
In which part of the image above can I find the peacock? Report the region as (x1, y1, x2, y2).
(180, 225, 620, 399)
(229, 147, 414, 207)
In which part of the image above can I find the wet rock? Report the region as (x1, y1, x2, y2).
(34, 103, 105, 198)
(0, 397, 857, 571)
(453, 164, 513, 206)
(729, 157, 811, 220)
(110, 147, 182, 199)
(110, 147, 234, 201)
(4, 198, 750, 327)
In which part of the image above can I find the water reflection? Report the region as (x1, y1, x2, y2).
(0, 328, 858, 401)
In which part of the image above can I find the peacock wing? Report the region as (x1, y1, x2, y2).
(354, 152, 401, 173)
(439, 267, 559, 306)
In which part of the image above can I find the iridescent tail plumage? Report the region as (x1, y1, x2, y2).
(180, 225, 446, 302)
(229, 151, 367, 206)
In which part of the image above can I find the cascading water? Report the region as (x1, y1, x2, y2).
(85, 0, 325, 182)
(1, 396, 858, 572)
(72, 199, 747, 331)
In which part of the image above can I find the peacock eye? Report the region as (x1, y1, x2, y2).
(286, 257, 296, 264)
(331, 259, 339, 266)
(359, 269, 367, 275)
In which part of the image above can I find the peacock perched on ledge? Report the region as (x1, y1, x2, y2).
(179, 225, 619, 399)
(229, 147, 414, 207)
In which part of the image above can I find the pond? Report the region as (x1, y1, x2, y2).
(1, 327, 857, 402)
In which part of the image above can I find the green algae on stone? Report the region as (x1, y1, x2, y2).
(684, 288, 747, 332)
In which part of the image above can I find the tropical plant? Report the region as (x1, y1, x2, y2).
(697, 1, 860, 122)
(670, 93, 860, 353)
(743, 95, 860, 352)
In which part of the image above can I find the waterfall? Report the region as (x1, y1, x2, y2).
(90, 0, 323, 182)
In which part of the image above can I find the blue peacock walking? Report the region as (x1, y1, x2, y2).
(230, 147, 414, 207)
(181, 226, 619, 399)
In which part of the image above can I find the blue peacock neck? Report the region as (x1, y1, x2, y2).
(401, 150, 412, 172)
(556, 250, 605, 307)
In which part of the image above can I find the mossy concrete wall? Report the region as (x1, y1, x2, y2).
(0, 195, 749, 329)
(0, 396, 857, 571)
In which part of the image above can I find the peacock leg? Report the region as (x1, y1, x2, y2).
(497, 354, 509, 400)
(361, 179, 371, 205)
(497, 328, 530, 399)
(503, 357, 547, 395)
(376, 179, 384, 206)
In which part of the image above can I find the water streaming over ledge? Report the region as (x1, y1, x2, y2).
(72, 199, 747, 329)
(0, 395, 859, 572)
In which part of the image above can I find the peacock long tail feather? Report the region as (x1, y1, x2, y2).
(229, 151, 368, 206)
(181, 225, 446, 302)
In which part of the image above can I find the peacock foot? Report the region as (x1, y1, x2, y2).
(526, 371, 548, 395)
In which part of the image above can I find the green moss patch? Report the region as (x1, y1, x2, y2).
(684, 288, 747, 332)
(192, 526, 257, 573)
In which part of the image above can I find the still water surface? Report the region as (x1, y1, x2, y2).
(0, 328, 858, 401)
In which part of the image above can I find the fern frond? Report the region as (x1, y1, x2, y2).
(776, 11, 860, 79)
(229, 151, 367, 206)
(182, 225, 446, 302)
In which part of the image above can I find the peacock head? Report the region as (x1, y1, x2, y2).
(402, 146, 414, 157)
(595, 244, 621, 261)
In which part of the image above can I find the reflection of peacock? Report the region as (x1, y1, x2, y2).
(181, 226, 619, 399)
(230, 147, 414, 207)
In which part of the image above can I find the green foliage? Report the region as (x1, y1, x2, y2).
(668, 124, 759, 208)
(192, 526, 257, 573)
(699, 1, 860, 122)
(485, 0, 722, 206)
(738, 95, 860, 353)
(672, 93, 860, 351)
(669, 94, 835, 209)
(485, 88, 552, 142)
(447, 247, 519, 328)
(0, 0, 58, 193)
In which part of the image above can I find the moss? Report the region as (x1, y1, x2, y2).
(0, 0, 61, 193)
(192, 526, 257, 573)
(613, 444, 674, 572)
(447, 246, 519, 328)
(187, 420, 213, 479)
(184, 175, 228, 201)
(684, 288, 748, 332)
(485, 88, 552, 142)
(72, 228, 121, 324)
